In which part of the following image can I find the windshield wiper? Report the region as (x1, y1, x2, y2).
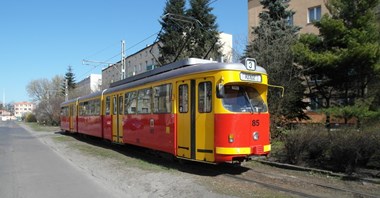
(242, 88, 254, 113)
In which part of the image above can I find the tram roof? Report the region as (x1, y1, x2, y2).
(61, 58, 267, 106)
(110, 58, 216, 88)
(104, 58, 267, 95)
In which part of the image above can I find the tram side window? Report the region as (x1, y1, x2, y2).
(124, 91, 137, 114)
(89, 100, 95, 115)
(179, 84, 188, 113)
(198, 81, 212, 113)
(61, 106, 69, 116)
(94, 99, 101, 115)
(118, 96, 123, 115)
(79, 102, 87, 116)
(153, 84, 172, 113)
(113, 96, 117, 115)
(137, 88, 152, 114)
(78, 100, 100, 116)
(105, 96, 111, 115)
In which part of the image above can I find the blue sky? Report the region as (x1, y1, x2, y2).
(0, 0, 248, 103)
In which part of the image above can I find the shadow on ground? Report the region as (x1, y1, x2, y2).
(54, 131, 250, 177)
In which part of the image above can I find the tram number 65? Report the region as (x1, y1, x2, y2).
(252, 120, 260, 126)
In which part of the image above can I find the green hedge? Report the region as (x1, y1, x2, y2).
(281, 125, 380, 174)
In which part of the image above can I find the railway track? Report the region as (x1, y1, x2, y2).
(246, 167, 380, 198)
(207, 162, 380, 198)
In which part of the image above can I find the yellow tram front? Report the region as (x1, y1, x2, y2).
(175, 58, 270, 164)
(212, 58, 270, 163)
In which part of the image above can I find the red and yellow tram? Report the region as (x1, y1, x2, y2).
(61, 58, 271, 163)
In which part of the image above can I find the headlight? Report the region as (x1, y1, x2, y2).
(228, 134, 234, 143)
(252, 131, 259, 140)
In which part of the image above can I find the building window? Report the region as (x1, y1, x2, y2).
(287, 14, 294, 26)
(308, 6, 321, 23)
(310, 97, 323, 111)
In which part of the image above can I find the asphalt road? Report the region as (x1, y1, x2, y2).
(0, 121, 117, 198)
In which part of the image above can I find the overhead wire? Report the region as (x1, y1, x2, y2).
(76, 31, 160, 80)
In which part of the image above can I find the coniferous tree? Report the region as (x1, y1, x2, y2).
(245, 0, 308, 129)
(159, 0, 221, 64)
(187, 0, 221, 60)
(61, 66, 76, 97)
(158, 0, 187, 65)
(293, 0, 380, 111)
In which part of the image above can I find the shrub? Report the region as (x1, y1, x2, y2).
(283, 125, 329, 165)
(24, 113, 37, 122)
(281, 124, 380, 174)
(328, 128, 380, 173)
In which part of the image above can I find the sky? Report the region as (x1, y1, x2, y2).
(0, 0, 248, 103)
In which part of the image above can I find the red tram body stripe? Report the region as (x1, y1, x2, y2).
(60, 116, 70, 131)
(122, 114, 176, 155)
(102, 115, 112, 141)
(77, 116, 103, 137)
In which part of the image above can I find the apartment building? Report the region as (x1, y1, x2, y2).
(102, 32, 233, 89)
(101, 42, 160, 90)
(14, 101, 35, 119)
(76, 74, 102, 96)
(248, 0, 329, 40)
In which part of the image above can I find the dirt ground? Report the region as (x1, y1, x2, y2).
(21, 123, 380, 198)
(21, 124, 233, 198)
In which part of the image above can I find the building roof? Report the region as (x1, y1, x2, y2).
(14, 101, 34, 105)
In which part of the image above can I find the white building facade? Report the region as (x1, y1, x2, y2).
(14, 101, 35, 119)
(218, 32, 233, 63)
(76, 74, 102, 95)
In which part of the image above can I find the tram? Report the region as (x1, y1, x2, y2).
(61, 58, 271, 163)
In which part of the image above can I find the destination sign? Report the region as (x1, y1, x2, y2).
(240, 72, 262, 82)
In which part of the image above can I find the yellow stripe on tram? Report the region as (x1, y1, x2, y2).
(215, 147, 251, 155)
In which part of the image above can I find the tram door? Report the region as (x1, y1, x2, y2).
(112, 94, 124, 143)
(177, 78, 214, 162)
(69, 104, 74, 131)
(72, 103, 78, 132)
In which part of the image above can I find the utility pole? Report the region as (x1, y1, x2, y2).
(65, 79, 68, 101)
(121, 40, 126, 80)
(2, 89, 4, 110)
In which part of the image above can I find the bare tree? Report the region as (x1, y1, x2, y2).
(26, 75, 65, 125)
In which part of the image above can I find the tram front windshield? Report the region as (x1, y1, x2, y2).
(221, 85, 267, 113)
